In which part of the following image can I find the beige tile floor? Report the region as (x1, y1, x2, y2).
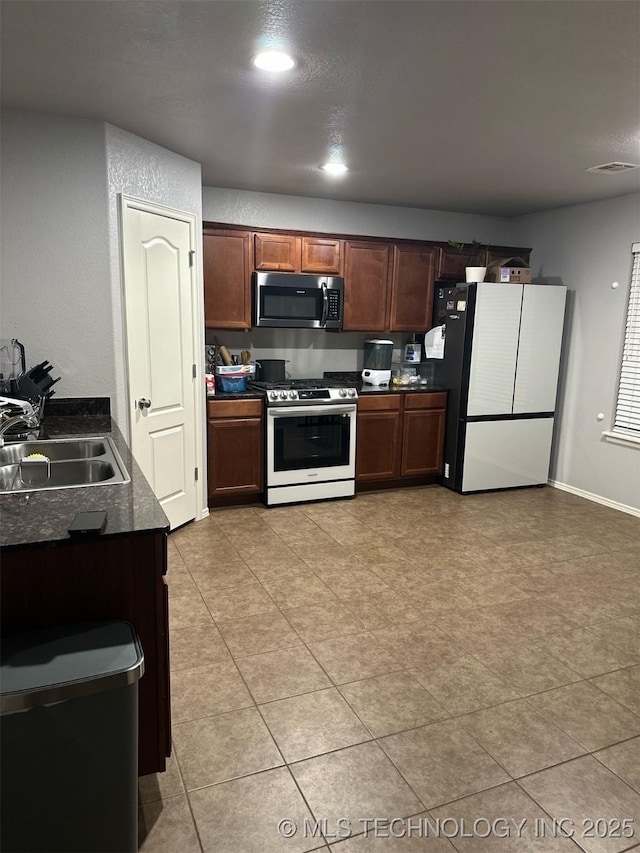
(138, 485, 640, 853)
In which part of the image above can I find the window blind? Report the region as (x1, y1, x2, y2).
(613, 243, 640, 435)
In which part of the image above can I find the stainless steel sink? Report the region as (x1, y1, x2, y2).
(0, 439, 107, 465)
(0, 437, 130, 493)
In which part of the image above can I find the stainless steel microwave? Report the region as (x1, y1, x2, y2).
(253, 272, 344, 329)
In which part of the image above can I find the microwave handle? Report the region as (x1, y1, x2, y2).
(320, 282, 328, 327)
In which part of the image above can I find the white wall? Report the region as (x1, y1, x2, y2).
(0, 113, 203, 426)
(202, 186, 517, 376)
(1, 112, 114, 398)
(203, 186, 516, 244)
(513, 193, 640, 512)
(105, 123, 203, 426)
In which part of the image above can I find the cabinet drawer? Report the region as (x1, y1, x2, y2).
(208, 398, 263, 418)
(357, 394, 401, 411)
(403, 392, 447, 410)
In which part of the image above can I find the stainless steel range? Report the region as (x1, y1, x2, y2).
(250, 379, 358, 506)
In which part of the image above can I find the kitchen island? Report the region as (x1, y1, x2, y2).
(0, 405, 171, 775)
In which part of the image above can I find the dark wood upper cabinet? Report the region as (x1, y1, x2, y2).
(203, 228, 252, 329)
(485, 246, 532, 269)
(343, 241, 391, 332)
(202, 222, 531, 331)
(438, 246, 486, 281)
(255, 233, 342, 274)
(438, 244, 532, 281)
(254, 233, 300, 271)
(389, 244, 439, 332)
(301, 237, 342, 274)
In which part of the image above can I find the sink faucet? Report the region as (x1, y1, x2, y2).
(0, 397, 43, 447)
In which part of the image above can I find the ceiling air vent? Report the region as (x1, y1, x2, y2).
(586, 162, 640, 174)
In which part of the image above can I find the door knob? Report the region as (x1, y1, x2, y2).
(137, 397, 151, 410)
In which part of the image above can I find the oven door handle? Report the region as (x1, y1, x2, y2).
(268, 405, 356, 417)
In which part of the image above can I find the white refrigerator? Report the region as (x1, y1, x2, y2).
(430, 282, 567, 493)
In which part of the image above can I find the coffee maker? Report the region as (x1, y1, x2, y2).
(362, 339, 393, 387)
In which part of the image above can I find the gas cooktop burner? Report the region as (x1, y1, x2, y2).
(249, 378, 358, 405)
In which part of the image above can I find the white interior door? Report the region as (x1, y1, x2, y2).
(122, 202, 197, 530)
(467, 283, 523, 416)
(513, 285, 567, 414)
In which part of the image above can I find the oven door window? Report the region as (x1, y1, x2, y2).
(261, 287, 323, 322)
(273, 412, 350, 471)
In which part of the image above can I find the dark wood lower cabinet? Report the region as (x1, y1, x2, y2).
(401, 408, 446, 476)
(208, 398, 263, 505)
(0, 531, 170, 776)
(356, 396, 401, 481)
(357, 392, 447, 488)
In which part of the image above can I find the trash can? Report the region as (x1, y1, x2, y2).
(0, 621, 144, 853)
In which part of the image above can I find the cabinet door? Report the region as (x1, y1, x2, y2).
(301, 237, 342, 274)
(203, 229, 252, 329)
(254, 233, 300, 271)
(356, 409, 401, 481)
(389, 244, 439, 331)
(208, 417, 263, 496)
(343, 241, 391, 331)
(401, 408, 446, 476)
(438, 247, 485, 281)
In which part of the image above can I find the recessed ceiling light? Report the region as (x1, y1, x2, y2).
(252, 51, 295, 72)
(321, 162, 348, 175)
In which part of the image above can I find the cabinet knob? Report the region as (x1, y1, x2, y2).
(137, 398, 152, 410)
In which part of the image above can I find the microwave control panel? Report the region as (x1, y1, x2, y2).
(327, 290, 342, 320)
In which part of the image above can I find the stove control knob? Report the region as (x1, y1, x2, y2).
(348, 388, 356, 397)
(269, 391, 278, 401)
(339, 388, 347, 397)
(289, 391, 297, 399)
(279, 391, 288, 400)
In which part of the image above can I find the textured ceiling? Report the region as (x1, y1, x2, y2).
(2, 0, 640, 215)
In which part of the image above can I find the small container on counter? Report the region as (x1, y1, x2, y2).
(217, 374, 248, 393)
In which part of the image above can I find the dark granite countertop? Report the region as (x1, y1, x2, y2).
(210, 379, 447, 399)
(357, 383, 448, 396)
(207, 391, 264, 402)
(0, 415, 169, 550)
(323, 371, 447, 396)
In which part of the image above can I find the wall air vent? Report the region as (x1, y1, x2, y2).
(586, 162, 640, 174)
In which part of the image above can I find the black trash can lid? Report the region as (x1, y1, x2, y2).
(0, 621, 144, 715)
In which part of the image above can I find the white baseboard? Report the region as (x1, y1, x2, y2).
(200, 507, 210, 520)
(549, 479, 640, 518)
